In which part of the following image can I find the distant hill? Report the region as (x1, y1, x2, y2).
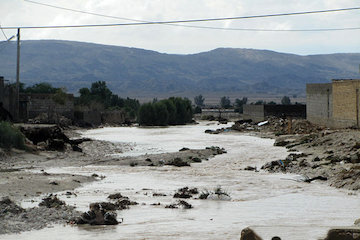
(0, 40, 359, 97)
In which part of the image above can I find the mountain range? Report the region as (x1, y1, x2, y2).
(0, 40, 359, 97)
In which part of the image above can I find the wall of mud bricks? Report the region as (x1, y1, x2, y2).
(101, 110, 125, 124)
(23, 93, 74, 120)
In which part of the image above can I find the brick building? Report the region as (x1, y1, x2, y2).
(307, 79, 360, 128)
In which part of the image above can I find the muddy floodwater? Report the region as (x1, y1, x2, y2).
(3, 122, 360, 240)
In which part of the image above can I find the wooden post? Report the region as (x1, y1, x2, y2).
(15, 28, 20, 121)
(287, 116, 292, 134)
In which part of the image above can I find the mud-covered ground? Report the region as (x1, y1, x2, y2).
(225, 118, 360, 192)
(266, 130, 360, 191)
(0, 128, 226, 235)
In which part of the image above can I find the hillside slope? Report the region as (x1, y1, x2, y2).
(0, 40, 359, 96)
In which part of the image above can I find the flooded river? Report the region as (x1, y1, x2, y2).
(3, 122, 360, 240)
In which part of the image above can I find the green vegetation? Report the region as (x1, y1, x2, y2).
(138, 97, 193, 126)
(281, 96, 291, 105)
(194, 95, 205, 107)
(0, 122, 25, 150)
(21, 82, 60, 94)
(52, 88, 68, 105)
(234, 97, 247, 113)
(220, 96, 231, 109)
(76, 81, 140, 119)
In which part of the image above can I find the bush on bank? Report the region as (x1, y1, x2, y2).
(138, 97, 193, 126)
(0, 121, 25, 150)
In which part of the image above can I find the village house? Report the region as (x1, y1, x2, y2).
(0, 76, 74, 122)
(307, 79, 360, 128)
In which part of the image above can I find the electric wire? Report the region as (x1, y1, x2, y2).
(2, 3, 360, 30)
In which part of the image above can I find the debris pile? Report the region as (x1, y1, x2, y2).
(173, 187, 198, 199)
(231, 117, 324, 135)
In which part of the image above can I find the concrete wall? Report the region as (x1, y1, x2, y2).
(306, 83, 333, 127)
(243, 105, 265, 122)
(332, 79, 360, 128)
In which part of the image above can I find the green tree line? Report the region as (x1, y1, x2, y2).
(139, 97, 193, 126)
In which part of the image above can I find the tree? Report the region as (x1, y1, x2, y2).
(90, 81, 112, 107)
(254, 100, 265, 105)
(138, 103, 155, 126)
(138, 97, 193, 126)
(153, 102, 169, 126)
(220, 96, 231, 109)
(52, 88, 67, 105)
(24, 82, 58, 94)
(281, 96, 291, 105)
(194, 95, 205, 107)
(234, 97, 248, 113)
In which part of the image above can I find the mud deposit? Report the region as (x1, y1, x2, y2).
(2, 122, 360, 240)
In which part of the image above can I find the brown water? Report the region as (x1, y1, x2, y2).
(3, 122, 360, 240)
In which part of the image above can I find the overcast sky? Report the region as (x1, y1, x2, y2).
(0, 0, 359, 55)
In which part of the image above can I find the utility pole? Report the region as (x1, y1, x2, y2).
(15, 28, 20, 121)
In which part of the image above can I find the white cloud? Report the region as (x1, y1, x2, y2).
(0, 0, 359, 55)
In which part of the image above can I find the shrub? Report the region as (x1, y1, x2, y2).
(0, 122, 25, 150)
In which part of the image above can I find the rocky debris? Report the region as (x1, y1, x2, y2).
(231, 117, 323, 135)
(261, 129, 360, 191)
(206, 146, 227, 154)
(205, 128, 226, 134)
(331, 166, 360, 190)
(115, 199, 138, 210)
(173, 187, 198, 199)
(190, 157, 202, 163)
(39, 195, 65, 208)
(165, 200, 193, 209)
(0, 197, 24, 216)
(108, 193, 127, 200)
(179, 147, 190, 151)
(244, 166, 257, 171)
(20, 125, 89, 152)
(0, 196, 80, 235)
(303, 176, 328, 183)
(240, 227, 263, 240)
(153, 193, 167, 197)
(323, 228, 360, 240)
(199, 187, 231, 201)
(75, 202, 119, 225)
(166, 157, 190, 167)
(106, 193, 138, 210)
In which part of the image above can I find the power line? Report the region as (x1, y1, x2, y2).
(22, 0, 360, 32)
(2, 4, 360, 30)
